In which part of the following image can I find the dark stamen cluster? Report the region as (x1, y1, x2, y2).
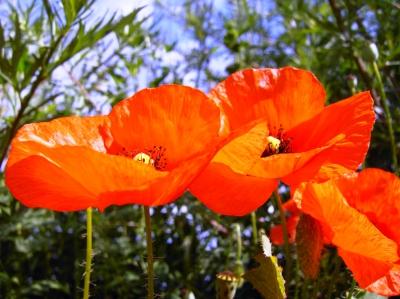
(146, 146, 168, 171)
(261, 124, 294, 158)
(116, 145, 167, 171)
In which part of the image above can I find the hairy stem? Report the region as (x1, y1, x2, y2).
(326, 251, 342, 299)
(347, 277, 357, 299)
(250, 211, 258, 245)
(235, 223, 242, 261)
(274, 188, 290, 292)
(83, 207, 93, 299)
(373, 61, 399, 176)
(144, 206, 154, 299)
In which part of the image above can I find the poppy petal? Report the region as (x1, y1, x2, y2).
(366, 268, 400, 296)
(105, 85, 221, 168)
(6, 155, 97, 211)
(334, 169, 400, 248)
(7, 115, 108, 168)
(339, 249, 394, 288)
(6, 144, 169, 211)
(282, 92, 375, 184)
(247, 145, 331, 180)
(299, 181, 399, 263)
(209, 67, 326, 131)
(189, 162, 277, 216)
(211, 120, 269, 174)
(270, 215, 300, 245)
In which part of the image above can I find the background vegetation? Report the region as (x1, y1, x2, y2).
(0, 0, 399, 298)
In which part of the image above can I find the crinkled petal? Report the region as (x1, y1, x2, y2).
(7, 115, 108, 168)
(104, 85, 221, 168)
(211, 120, 269, 174)
(366, 267, 400, 296)
(189, 162, 277, 216)
(6, 155, 97, 211)
(299, 181, 399, 262)
(209, 67, 326, 131)
(333, 169, 400, 248)
(247, 145, 331, 181)
(339, 249, 394, 288)
(6, 145, 168, 211)
(283, 92, 375, 183)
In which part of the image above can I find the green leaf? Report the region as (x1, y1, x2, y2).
(242, 235, 286, 299)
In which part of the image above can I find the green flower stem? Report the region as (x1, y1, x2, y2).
(83, 207, 93, 299)
(372, 61, 399, 176)
(347, 277, 357, 299)
(235, 223, 242, 261)
(144, 206, 154, 299)
(312, 278, 319, 299)
(294, 258, 300, 299)
(250, 211, 258, 245)
(274, 188, 290, 292)
(302, 278, 309, 299)
(326, 251, 342, 299)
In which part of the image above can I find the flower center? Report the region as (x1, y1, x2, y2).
(117, 146, 167, 171)
(261, 124, 294, 157)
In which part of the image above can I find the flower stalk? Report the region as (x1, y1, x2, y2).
(250, 211, 258, 245)
(144, 206, 155, 299)
(372, 61, 399, 176)
(274, 188, 290, 291)
(235, 223, 242, 261)
(326, 250, 342, 299)
(83, 207, 93, 299)
(347, 277, 357, 299)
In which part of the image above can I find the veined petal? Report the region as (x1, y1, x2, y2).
(6, 144, 169, 211)
(211, 120, 269, 175)
(339, 249, 395, 288)
(189, 162, 277, 216)
(366, 267, 400, 296)
(104, 85, 221, 168)
(209, 67, 326, 131)
(333, 169, 400, 248)
(7, 115, 108, 168)
(248, 145, 331, 180)
(285, 92, 375, 183)
(6, 156, 97, 211)
(300, 181, 399, 262)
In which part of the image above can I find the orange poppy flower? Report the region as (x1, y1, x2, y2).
(270, 199, 300, 245)
(5, 85, 262, 212)
(293, 168, 400, 296)
(189, 67, 375, 216)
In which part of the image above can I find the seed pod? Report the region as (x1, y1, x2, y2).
(216, 270, 238, 299)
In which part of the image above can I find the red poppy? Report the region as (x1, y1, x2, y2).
(293, 169, 400, 296)
(270, 199, 300, 245)
(5, 85, 261, 212)
(189, 67, 375, 216)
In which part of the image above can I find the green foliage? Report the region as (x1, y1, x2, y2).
(242, 235, 285, 299)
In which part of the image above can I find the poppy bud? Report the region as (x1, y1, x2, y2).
(346, 74, 358, 89)
(361, 42, 379, 63)
(216, 271, 238, 299)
